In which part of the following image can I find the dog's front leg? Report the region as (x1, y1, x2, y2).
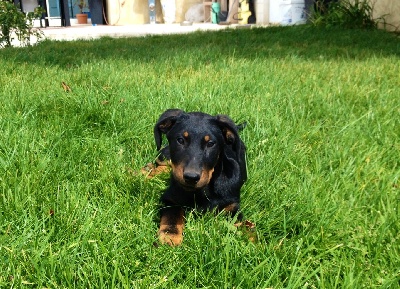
(158, 206, 185, 246)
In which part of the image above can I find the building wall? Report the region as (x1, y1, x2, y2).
(24, 0, 398, 28)
(175, 0, 203, 23)
(95, 0, 400, 29)
(21, 0, 37, 12)
(255, 0, 400, 30)
(106, 0, 151, 25)
(106, 0, 202, 25)
(372, 0, 400, 31)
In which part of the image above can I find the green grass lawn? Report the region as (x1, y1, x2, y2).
(0, 25, 399, 288)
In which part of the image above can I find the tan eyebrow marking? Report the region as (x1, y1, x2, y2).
(183, 131, 189, 138)
(204, 135, 210, 142)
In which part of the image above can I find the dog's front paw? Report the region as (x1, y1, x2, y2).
(158, 207, 185, 246)
(158, 230, 183, 246)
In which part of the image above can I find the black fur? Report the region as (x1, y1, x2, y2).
(154, 109, 247, 245)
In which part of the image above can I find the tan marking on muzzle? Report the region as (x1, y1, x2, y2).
(170, 162, 185, 184)
(195, 167, 215, 188)
(171, 162, 215, 189)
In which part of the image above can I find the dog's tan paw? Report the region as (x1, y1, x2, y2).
(158, 230, 183, 246)
(141, 163, 170, 179)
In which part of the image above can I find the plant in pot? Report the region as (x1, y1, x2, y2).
(75, 0, 89, 24)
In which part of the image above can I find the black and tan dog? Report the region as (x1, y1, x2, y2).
(154, 109, 247, 246)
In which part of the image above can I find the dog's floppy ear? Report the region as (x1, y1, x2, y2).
(154, 109, 184, 150)
(216, 115, 241, 153)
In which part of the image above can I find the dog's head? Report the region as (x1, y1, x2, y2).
(154, 109, 241, 190)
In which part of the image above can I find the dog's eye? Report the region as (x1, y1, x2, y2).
(206, 141, 215, 148)
(177, 137, 185, 145)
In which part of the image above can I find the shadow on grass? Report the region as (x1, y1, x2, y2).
(1, 25, 399, 69)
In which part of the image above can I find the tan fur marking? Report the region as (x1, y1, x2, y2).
(196, 168, 214, 188)
(171, 162, 215, 189)
(140, 162, 171, 178)
(170, 162, 185, 184)
(223, 203, 239, 213)
(204, 135, 210, 142)
(159, 210, 184, 246)
(225, 130, 235, 143)
(159, 120, 171, 129)
(183, 131, 189, 138)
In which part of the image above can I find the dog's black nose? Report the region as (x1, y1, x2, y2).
(183, 172, 200, 184)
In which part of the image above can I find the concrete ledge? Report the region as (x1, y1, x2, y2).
(41, 23, 232, 42)
(5, 23, 261, 47)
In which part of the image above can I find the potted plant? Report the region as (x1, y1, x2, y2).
(75, 0, 89, 24)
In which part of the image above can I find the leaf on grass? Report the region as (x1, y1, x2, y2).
(244, 220, 256, 229)
(61, 81, 72, 92)
(235, 220, 257, 243)
(234, 220, 256, 229)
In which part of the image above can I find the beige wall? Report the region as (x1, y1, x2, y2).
(106, 0, 202, 25)
(106, 0, 153, 25)
(372, 0, 400, 31)
(104, 0, 399, 30)
(175, 0, 203, 23)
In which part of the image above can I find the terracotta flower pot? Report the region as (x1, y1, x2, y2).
(76, 13, 88, 24)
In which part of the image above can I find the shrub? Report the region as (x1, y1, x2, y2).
(0, 0, 44, 48)
(310, 0, 378, 29)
